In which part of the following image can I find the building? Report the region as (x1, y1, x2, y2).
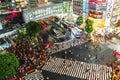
(48, 0, 71, 3)
(87, 0, 107, 29)
(104, 0, 120, 27)
(23, 3, 64, 22)
(28, 0, 47, 7)
(28, 0, 38, 4)
(87, 0, 120, 28)
(72, 0, 83, 15)
(108, 0, 120, 26)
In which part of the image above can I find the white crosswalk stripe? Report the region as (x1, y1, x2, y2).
(42, 58, 112, 80)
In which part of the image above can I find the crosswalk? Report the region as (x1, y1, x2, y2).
(42, 58, 112, 80)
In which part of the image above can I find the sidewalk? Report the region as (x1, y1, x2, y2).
(47, 38, 88, 54)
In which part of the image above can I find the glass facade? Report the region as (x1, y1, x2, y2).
(23, 3, 64, 22)
(73, 0, 83, 15)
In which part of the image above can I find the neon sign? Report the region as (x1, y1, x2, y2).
(106, 1, 113, 18)
(105, 0, 114, 26)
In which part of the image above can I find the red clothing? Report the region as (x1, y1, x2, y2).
(41, 24, 46, 30)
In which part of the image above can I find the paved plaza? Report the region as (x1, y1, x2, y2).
(42, 58, 112, 80)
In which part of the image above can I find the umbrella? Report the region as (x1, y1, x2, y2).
(44, 43, 53, 48)
(113, 51, 120, 57)
(9, 77, 14, 80)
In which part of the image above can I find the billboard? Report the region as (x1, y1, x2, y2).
(105, 0, 114, 27)
(83, 0, 87, 13)
(88, 17, 104, 29)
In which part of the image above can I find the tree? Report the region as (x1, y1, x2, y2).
(16, 29, 27, 42)
(85, 19, 93, 34)
(0, 51, 19, 79)
(25, 21, 41, 37)
(76, 16, 83, 25)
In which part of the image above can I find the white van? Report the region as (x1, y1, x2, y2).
(71, 27, 83, 39)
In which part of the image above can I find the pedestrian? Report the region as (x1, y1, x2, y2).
(88, 54, 91, 58)
(96, 55, 98, 59)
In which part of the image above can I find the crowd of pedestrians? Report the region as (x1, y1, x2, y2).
(6, 40, 48, 78)
(110, 61, 120, 80)
(42, 57, 112, 80)
(47, 33, 90, 54)
(23, 70, 44, 80)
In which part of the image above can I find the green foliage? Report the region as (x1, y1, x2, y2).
(63, 2, 70, 13)
(85, 18, 93, 25)
(85, 24, 93, 33)
(25, 21, 41, 37)
(85, 19, 93, 34)
(0, 51, 19, 79)
(76, 16, 83, 25)
(16, 29, 27, 41)
(31, 37, 38, 44)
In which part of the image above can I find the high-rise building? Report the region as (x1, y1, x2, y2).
(106, 0, 120, 26)
(48, 0, 71, 3)
(72, 0, 83, 15)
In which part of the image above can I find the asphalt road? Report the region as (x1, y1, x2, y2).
(42, 42, 115, 80)
(42, 70, 87, 80)
(50, 42, 115, 65)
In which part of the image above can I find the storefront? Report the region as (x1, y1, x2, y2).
(23, 2, 71, 22)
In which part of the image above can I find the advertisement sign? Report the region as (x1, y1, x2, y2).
(88, 2, 96, 6)
(83, 0, 87, 13)
(88, 6, 96, 10)
(96, 6, 106, 11)
(93, 19, 104, 28)
(105, 0, 114, 27)
(88, 17, 104, 29)
(96, 0, 106, 2)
